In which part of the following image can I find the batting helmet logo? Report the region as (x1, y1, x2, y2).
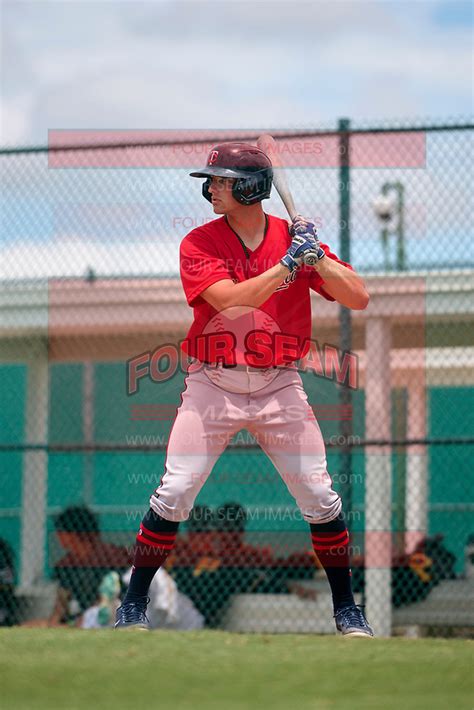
(208, 150, 219, 165)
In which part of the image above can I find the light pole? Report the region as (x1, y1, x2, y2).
(373, 182, 406, 271)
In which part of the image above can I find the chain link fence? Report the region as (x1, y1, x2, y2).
(1, 120, 473, 635)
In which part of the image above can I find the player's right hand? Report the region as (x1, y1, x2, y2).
(290, 215, 319, 240)
(280, 233, 325, 272)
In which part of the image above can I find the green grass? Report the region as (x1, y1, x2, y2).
(0, 629, 472, 710)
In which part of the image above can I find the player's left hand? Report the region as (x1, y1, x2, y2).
(280, 233, 325, 272)
(288, 215, 325, 267)
(290, 215, 318, 240)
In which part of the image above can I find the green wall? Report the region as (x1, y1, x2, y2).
(0, 363, 472, 578)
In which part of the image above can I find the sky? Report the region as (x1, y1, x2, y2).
(0, 0, 472, 279)
(1, 0, 473, 146)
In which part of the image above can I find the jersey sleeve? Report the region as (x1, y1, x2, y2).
(180, 232, 234, 307)
(310, 242, 353, 301)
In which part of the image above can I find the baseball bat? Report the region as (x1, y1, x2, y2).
(256, 134, 298, 221)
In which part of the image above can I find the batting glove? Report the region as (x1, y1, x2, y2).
(280, 233, 325, 272)
(290, 215, 319, 240)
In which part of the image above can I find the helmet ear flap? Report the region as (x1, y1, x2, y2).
(202, 177, 212, 203)
(232, 178, 248, 205)
(232, 171, 273, 205)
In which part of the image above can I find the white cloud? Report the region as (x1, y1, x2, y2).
(0, 237, 180, 280)
(319, 31, 472, 93)
(0, 95, 32, 145)
(1, 0, 472, 146)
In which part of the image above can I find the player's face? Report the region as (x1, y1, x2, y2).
(208, 176, 240, 214)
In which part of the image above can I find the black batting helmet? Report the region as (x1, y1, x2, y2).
(189, 142, 273, 206)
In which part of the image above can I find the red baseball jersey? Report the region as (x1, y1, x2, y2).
(179, 214, 351, 367)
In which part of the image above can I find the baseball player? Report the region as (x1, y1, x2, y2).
(116, 142, 373, 637)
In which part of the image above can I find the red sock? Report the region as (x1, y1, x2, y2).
(310, 515, 355, 612)
(124, 510, 179, 602)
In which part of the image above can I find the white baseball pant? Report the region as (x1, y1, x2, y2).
(150, 361, 342, 524)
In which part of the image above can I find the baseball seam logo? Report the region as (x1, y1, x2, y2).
(212, 316, 226, 332)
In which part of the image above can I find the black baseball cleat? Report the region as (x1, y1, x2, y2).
(334, 604, 374, 637)
(115, 597, 150, 630)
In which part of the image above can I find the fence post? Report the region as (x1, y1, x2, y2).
(405, 382, 428, 552)
(20, 340, 49, 589)
(364, 317, 392, 636)
(338, 117, 353, 525)
(83, 361, 95, 505)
